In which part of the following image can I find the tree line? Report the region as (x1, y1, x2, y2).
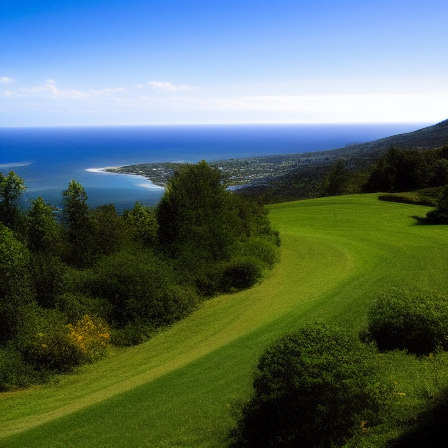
(0, 161, 280, 390)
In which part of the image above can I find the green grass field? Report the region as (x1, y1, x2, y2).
(1, 194, 447, 448)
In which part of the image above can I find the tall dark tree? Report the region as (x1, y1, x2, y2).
(26, 197, 66, 308)
(27, 196, 62, 255)
(90, 204, 126, 256)
(156, 161, 238, 261)
(62, 180, 93, 267)
(0, 223, 34, 343)
(122, 202, 158, 248)
(321, 159, 349, 196)
(0, 171, 27, 232)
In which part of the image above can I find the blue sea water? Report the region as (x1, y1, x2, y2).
(0, 123, 429, 210)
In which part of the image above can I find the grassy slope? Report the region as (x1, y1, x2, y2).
(1, 194, 447, 447)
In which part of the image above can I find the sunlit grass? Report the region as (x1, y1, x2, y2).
(1, 194, 447, 447)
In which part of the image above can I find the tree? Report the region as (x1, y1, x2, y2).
(27, 196, 62, 254)
(426, 185, 448, 224)
(90, 203, 126, 256)
(0, 223, 34, 343)
(321, 159, 349, 196)
(61, 180, 93, 267)
(122, 202, 158, 247)
(156, 161, 238, 261)
(0, 171, 27, 232)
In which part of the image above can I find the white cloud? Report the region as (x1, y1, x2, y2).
(148, 81, 195, 91)
(124, 92, 448, 123)
(17, 81, 88, 99)
(1, 76, 16, 83)
(89, 87, 127, 96)
(46, 79, 56, 84)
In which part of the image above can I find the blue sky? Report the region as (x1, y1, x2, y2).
(1, 0, 447, 126)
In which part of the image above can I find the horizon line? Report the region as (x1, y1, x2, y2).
(0, 120, 438, 129)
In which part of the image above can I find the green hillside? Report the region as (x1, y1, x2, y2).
(1, 194, 447, 447)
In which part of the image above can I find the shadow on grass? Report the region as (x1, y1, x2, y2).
(388, 390, 448, 448)
(410, 215, 447, 225)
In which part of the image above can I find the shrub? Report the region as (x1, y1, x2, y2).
(110, 322, 157, 347)
(229, 323, 392, 448)
(234, 238, 279, 269)
(0, 347, 49, 391)
(366, 288, 448, 355)
(54, 292, 111, 323)
(15, 307, 110, 371)
(378, 193, 435, 207)
(15, 306, 82, 372)
(79, 251, 199, 328)
(66, 314, 110, 363)
(425, 185, 448, 224)
(220, 256, 263, 292)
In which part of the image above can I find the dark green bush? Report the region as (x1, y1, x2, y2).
(110, 322, 158, 347)
(0, 347, 49, 391)
(378, 193, 435, 207)
(229, 323, 391, 448)
(234, 238, 279, 269)
(366, 288, 448, 355)
(426, 185, 448, 224)
(29, 253, 67, 308)
(14, 305, 82, 372)
(425, 209, 448, 224)
(54, 292, 111, 324)
(220, 256, 263, 292)
(79, 251, 199, 328)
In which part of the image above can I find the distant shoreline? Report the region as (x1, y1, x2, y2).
(85, 166, 121, 173)
(85, 166, 164, 189)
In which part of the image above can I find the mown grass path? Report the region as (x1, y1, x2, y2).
(1, 194, 447, 447)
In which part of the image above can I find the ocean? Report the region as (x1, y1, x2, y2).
(0, 123, 428, 210)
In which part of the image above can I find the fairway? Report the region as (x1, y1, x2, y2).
(1, 194, 447, 448)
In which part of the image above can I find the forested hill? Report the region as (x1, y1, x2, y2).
(237, 119, 448, 203)
(324, 118, 448, 160)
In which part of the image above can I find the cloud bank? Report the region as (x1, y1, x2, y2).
(2, 77, 447, 125)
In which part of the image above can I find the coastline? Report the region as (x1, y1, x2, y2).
(85, 166, 122, 173)
(85, 166, 165, 190)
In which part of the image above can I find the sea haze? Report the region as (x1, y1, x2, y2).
(0, 123, 428, 210)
